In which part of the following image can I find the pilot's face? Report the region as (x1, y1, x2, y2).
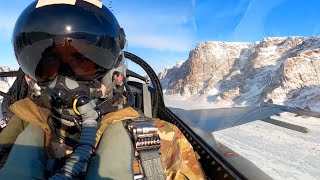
(37, 43, 97, 83)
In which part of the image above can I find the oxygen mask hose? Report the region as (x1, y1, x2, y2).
(50, 96, 98, 180)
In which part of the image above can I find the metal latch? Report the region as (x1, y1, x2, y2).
(127, 120, 161, 152)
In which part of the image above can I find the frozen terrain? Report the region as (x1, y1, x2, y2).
(213, 114, 320, 180)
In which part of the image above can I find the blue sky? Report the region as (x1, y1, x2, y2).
(1, 0, 320, 74)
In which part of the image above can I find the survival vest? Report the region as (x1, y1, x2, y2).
(10, 98, 165, 179)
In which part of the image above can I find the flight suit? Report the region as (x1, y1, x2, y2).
(0, 98, 206, 179)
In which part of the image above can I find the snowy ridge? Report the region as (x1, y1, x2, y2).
(159, 60, 186, 90)
(0, 66, 16, 102)
(161, 37, 320, 110)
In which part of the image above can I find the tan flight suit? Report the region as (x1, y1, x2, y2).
(0, 98, 206, 179)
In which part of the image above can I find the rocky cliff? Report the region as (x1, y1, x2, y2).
(160, 37, 320, 107)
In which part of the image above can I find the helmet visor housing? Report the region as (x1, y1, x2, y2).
(12, 1, 123, 83)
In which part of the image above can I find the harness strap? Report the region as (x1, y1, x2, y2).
(127, 119, 165, 180)
(139, 149, 165, 180)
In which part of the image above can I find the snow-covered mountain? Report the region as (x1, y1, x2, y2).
(160, 36, 320, 108)
(0, 66, 16, 102)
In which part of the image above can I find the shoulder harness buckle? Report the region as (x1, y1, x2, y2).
(127, 118, 165, 180)
(127, 119, 161, 152)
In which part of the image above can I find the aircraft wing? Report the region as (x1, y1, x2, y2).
(169, 102, 315, 133)
(168, 106, 275, 180)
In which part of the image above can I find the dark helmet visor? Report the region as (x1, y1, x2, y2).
(34, 37, 113, 83)
(12, 1, 122, 83)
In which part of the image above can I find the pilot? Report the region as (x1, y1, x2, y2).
(0, 0, 205, 179)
